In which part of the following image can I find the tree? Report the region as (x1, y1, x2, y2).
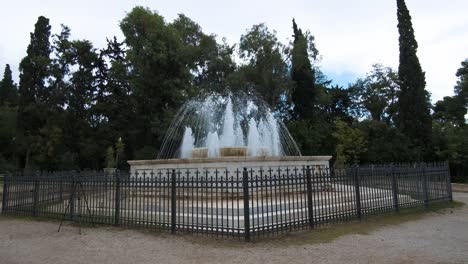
(432, 59, 468, 182)
(0, 106, 17, 172)
(358, 120, 415, 163)
(120, 7, 192, 158)
(332, 120, 367, 166)
(49, 25, 72, 110)
(170, 14, 237, 94)
(238, 23, 292, 109)
(395, 0, 432, 159)
(349, 64, 399, 123)
(454, 59, 468, 111)
(64, 39, 103, 168)
(290, 19, 318, 120)
(0, 64, 18, 171)
(105, 146, 115, 168)
(319, 85, 353, 124)
(16, 16, 52, 169)
(95, 37, 133, 167)
(0, 64, 18, 106)
(432, 120, 468, 182)
(433, 96, 466, 127)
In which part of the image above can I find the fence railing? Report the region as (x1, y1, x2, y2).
(1, 163, 452, 241)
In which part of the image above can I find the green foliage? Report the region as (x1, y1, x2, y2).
(17, 16, 52, 169)
(395, 0, 432, 158)
(120, 7, 192, 155)
(0, 8, 464, 179)
(0, 64, 18, 106)
(290, 19, 317, 120)
(358, 120, 415, 163)
(454, 59, 468, 105)
(332, 120, 367, 166)
(349, 64, 399, 123)
(318, 85, 353, 124)
(433, 96, 466, 127)
(30, 124, 64, 170)
(135, 146, 158, 160)
(432, 59, 468, 182)
(0, 105, 17, 172)
(432, 121, 468, 182)
(287, 119, 335, 156)
(105, 146, 115, 168)
(238, 23, 292, 109)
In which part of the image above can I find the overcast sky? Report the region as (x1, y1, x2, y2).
(1, 0, 467, 102)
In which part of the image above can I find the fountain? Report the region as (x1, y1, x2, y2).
(128, 92, 331, 174)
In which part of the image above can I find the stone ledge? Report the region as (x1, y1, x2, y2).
(452, 183, 468, 192)
(128, 156, 332, 166)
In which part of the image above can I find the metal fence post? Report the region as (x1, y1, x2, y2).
(353, 166, 362, 220)
(69, 174, 76, 220)
(2, 173, 9, 213)
(171, 169, 177, 234)
(391, 164, 399, 212)
(114, 170, 121, 226)
(32, 171, 40, 217)
(243, 168, 251, 242)
(59, 177, 63, 201)
(422, 163, 429, 208)
(306, 166, 314, 229)
(444, 162, 453, 201)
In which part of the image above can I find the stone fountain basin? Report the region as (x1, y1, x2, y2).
(192, 148, 208, 158)
(248, 147, 269, 156)
(128, 155, 332, 177)
(219, 147, 248, 157)
(191, 147, 269, 158)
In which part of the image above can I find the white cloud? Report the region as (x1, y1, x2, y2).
(0, 0, 466, 102)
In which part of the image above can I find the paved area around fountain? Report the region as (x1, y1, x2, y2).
(41, 183, 415, 231)
(0, 192, 466, 264)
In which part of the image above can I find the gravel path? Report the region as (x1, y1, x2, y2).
(1, 193, 467, 264)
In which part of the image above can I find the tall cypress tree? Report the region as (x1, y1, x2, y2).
(396, 0, 431, 158)
(16, 16, 52, 168)
(0, 64, 18, 106)
(455, 59, 468, 107)
(291, 19, 316, 120)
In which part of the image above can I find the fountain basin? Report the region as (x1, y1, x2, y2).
(128, 156, 332, 178)
(219, 147, 248, 157)
(248, 147, 269, 156)
(191, 148, 208, 158)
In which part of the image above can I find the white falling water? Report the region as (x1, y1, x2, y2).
(267, 112, 282, 156)
(206, 131, 220, 157)
(157, 93, 301, 159)
(180, 127, 195, 158)
(258, 120, 272, 155)
(247, 118, 262, 156)
(234, 119, 245, 146)
(219, 98, 236, 147)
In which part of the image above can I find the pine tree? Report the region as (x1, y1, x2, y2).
(16, 16, 52, 168)
(395, 0, 432, 158)
(0, 64, 18, 106)
(291, 19, 316, 120)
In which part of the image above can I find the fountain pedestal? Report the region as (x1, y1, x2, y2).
(128, 156, 332, 177)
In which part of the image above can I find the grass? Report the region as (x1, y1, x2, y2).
(0, 200, 464, 246)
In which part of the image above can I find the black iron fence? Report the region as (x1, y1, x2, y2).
(1, 163, 452, 241)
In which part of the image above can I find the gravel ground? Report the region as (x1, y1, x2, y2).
(1, 193, 467, 264)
